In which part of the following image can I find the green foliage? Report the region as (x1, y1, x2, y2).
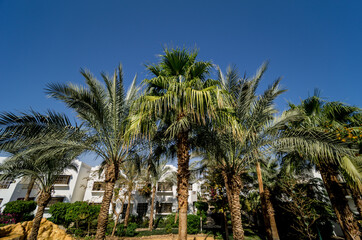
(165, 213, 178, 228)
(187, 214, 200, 234)
(48, 202, 71, 225)
(195, 201, 208, 213)
(106, 221, 125, 236)
(273, 176, 335, 239)
(65, 201, 99, 225)
(195, 201, 208, 222)
(125, 222, 138, 237)
(105, 222, 138, 237)
(50, 201, 100, 237)
(3, 200, 36, 222)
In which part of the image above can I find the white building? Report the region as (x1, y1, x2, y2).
(0, 157, 91, 215)
(1, 157, 203, 218)
(82, 164, 202, 218)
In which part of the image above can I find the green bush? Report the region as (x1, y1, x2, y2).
(48, 202, 71, 225)
(50, 201, 100, 236)
(106, 220, 125, 236)
(3, 200, 36, 222)
(125, 222, 138, 237)
(187, 214, 200, 234)
(154, 216, 165, 228)
(165, 213, 178, 228)
(139, 216, 149, 228)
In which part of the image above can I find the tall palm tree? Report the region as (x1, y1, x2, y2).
(200, 64, 357, 240)
(45, 65, 139, 240)
(127, 48, 236, 240)
(255, 159, 280, 240)
(288, 94, 362, 240)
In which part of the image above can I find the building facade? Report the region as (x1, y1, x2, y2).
(1, 158, 202, 218)
(0, 157, 91, 216)
(82, 165, 202, 218)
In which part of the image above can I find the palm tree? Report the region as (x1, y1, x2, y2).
(200, 64, 358, 240)
(111, 187, 125, 236)
(0, 151, 78, 240)
(117, 157, 142, 227)
(146, 159, 172, 230)
(45, 65, 139, 240)
(0, 110, 88, 240)
(127, 48, 236, 240)
(255, 159, 280, 240)
(288, 94, 362, 240)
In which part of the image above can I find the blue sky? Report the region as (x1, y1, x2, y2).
(1, 0, 361, 165)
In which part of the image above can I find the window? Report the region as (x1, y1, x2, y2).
(54, 175, 71, 185)
(47, 197, 65, 207)
(188, 183, 193, 191)
(92, 182, 106, 191)
(157, 182, 172, 192)
(137, 203, 148, 217)
(156, 203, 172, 213)
(121, 203, 133, 219)
(0, 198, 3, 205)
(0, 175, 13, 189)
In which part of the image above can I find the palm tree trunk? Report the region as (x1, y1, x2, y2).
(256, 162, 280, 240)
(318, 163, 361, 240)
(95, 164, 118, 240)
(149, 185, 156, 230)
(28, 191, 51, 240)
(175, 209, 178, 224)
(221, 170, 244, 240)
(350, 186, 362, 217)
(124, 186, 133, 227)
(111, 197, 125, 237)
(223, 209, 229, 240)
(24, 176, 36, 201)
(175, 195, 178, 224)
(177, 131, 190, 240)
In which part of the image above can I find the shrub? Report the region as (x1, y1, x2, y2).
(139, 216, 149, 228)
(154, 216, 165, 228)
(3, 200, 36, 222)
(0, 213, 16, 225)
(106, 220, 125, 236)
(125, 222, 138, 237)
(48, 202, 71, 225)
(187, 214, 200, 234)
(165, 213, 178, 228)
(65, 201, 100, 234)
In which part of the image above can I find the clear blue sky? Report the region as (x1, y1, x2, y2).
(1, 0, 361, 165)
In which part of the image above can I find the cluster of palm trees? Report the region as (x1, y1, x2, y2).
(0, 48, 361, 240)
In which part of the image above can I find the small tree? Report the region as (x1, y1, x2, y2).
(0, 111, 83, 240)
(277, 176, 334, 240)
